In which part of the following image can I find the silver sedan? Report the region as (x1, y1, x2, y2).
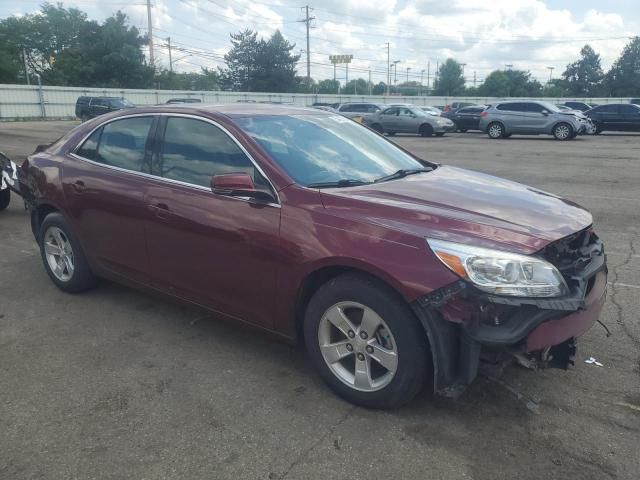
(365, 106, 456, 137)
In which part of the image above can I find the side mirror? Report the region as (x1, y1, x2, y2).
(541, 110, 549, 116)
(211, 173, 274, 202)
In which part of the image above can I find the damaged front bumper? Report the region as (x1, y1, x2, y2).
(412, 228, 608, 396)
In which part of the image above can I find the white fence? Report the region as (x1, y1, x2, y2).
(0, 83, 632, 121)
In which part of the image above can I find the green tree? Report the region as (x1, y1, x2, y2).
(477, 70, 510, 96)
(343, 78, 369, 95)
(220, 29, 299, 92)
(605, 36, 640, 96)
(0, 47, 21, 83)
(562, 45, 604, 96)
(477, 69, 542, 97)
(155, 68, 219, 90)
(433, 59, 465, 96)
(372, 82, 387, 95)
(543, 79, 570, 97)
(317, 78, 339, 94)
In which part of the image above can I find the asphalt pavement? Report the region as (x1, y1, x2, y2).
(1, 121, 639, 480)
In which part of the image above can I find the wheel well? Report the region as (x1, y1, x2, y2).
(31, 204, 58, 239)
(294, 266, 407, 343)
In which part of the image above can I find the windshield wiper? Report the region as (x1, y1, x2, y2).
(307, 179, 370, 189)
(374, 168, 432, 183)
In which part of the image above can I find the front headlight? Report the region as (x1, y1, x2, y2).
(427, 238, 567, 297)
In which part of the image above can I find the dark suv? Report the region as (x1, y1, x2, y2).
(75, 96, 135, 121)
(4, 105, 607, 408)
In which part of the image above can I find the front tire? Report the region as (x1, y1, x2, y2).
(39, 212, 97, 293)
(0, 188, 9, 211)
(553, 122, 573, 141)
(419, 124, 434, 137)
(487, 122, 505, 139)
(304, 273, 430, 409)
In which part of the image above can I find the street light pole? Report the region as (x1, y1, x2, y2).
(547, 66, 555, 83)
(406, 67, 411, 82)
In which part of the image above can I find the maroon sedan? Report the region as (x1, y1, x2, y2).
(5, 105, 607, 408)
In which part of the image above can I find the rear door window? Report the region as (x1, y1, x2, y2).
(95, 117, 153, 172)
(619, 105, 638, 114)
(497, 103, 526, 112)
(382, 108, 398, 116)
(158, 117, 258, 188)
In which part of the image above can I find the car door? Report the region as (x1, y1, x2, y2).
(397, 107, 417, 133)
(63, 115, 157, 284)
(593, 105, 618, 129)
(144, 115, 282, 329)
(496, 103, 527, 132)
(378, 107, 399, 131)
(456, 107, 482, 130)
(618, 104, 640, 131)
(89, 98, 109, 118)
(524, 103, 553, 131)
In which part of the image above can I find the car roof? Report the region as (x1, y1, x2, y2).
(114, 103, 332, 119)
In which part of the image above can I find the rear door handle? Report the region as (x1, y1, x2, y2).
(71, 180, 85, 193)
(148, 202, 170, 219)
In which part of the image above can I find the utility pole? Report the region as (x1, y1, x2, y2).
(406, 67, 411, 82)
(473, 71, 477, 88)
(393, 60, 400, 85)
(547, 66, 554, 83)
(146, 0, 154, 66)
(368, 69, 372, 95)
(427, 61, 430, 92)
(298, 6, 315, 88)
(167, 37, 173, 73)
(22, 47, 30, 85)
(386, 42, 390, 96)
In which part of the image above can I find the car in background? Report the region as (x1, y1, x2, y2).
(442, 101, 476, 113)
(441, 105, 486, 132)
(166, 98, 202, 104)
(561, 101, 596, 112)
(366, 105, 455, 137)
(480, 101, 584, 140)
(585, 103, 640, 133)
(333, 102, 384, 124)
(75, 96, 135, 121)
(420, 106, 442, 116)
(9, 104, 606, 409)
(629, 98, 640, 105)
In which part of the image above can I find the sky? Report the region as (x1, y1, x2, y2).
(1, 0, 639, 86)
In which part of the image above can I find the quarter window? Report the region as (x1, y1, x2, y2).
(158, 117, 257, 188)
(76, 128, 101, 161)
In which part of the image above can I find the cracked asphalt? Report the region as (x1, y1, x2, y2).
(1, 121, 639, 480)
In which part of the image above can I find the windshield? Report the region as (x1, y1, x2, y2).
(235, 114, 426, 187)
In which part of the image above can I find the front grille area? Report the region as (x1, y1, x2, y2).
(540, 227, 604, 293)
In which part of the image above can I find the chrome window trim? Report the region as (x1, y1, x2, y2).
(70, 112, 281, 207)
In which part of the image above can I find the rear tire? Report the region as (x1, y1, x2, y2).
(458, 128, 468, 133)
(435, 132, 445, 137)
(487, 122, 505, 139)
(0, 188, 9, 211)
(553, 122, 573, 141)
(304, 273, 430, 409)
(371, 123, 384, 134)
(419, 124, 434, 137)
(39, 212, 97, 293)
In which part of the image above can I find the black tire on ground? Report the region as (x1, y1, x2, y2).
(0, 188, 10, 211)
(303, 272, 430, 409)
(419, 124, 434, 137)
(435, 132, 445, 137)
(487, 122, 505, 139)
(458, 128, 468, 133)
(387, 132, 396, 136)
(553, 122, 574, 141)
(80, 114, 89, 122)
(371, 123, 384, 134)
(594, 124, 603, 135)
(39, 212, 97, 293)
(504, 134, 512, 138)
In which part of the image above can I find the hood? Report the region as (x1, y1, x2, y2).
(320, 166, 592, 254)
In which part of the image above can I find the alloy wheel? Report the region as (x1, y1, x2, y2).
(488, 123, 503, 138)
(318, 301, 398, 392)
(44, 226, 75, 282)
(555, 124, 571, 140)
